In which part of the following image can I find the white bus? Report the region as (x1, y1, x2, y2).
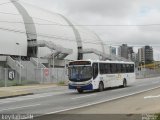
(68, 60, 135, 93)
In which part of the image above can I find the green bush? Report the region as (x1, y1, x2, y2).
(0, 80, 4, 87)
(0, 79, 39, 87)
(155, 114, 160, 120)
(58, 81, 65, 86)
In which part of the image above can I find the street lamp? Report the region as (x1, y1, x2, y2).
(16, 42, 21, 84)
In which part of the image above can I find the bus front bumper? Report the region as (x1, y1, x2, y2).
(69, 83, 93, 90)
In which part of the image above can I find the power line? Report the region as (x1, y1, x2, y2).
(0, 2, 160, 47)
(1, 19, 160, 27)
(1, 26, 160, 48)
(0, 12, 65, 26)
(0, 5, 160, 27)
(0, 0, 19, 6)
(1, 1, 160, 27)
(0, 11, 20, 16)
(0, 26, 103, 45)
(0, 20, 62, 26)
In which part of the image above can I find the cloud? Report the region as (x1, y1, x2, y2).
(62, 0, 134, 18)
(20, 0, 160, 60)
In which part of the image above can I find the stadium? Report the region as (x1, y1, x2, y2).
(0, 0, 119, 84)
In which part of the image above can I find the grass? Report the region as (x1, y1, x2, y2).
(57, 81, 66, 86)
(0, 79, 39, 87)
(155, 114, 160, 120)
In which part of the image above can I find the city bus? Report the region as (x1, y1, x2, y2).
(68, 60, 135, 93)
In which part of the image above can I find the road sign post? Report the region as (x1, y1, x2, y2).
(44, 68, 49, 77)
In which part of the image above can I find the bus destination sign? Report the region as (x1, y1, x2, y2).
(69, 61, 91, 66)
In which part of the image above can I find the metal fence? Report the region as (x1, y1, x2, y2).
(1, 67, 160, 87)
(136, 68, 160, 79)
(0, 68, 69, 87)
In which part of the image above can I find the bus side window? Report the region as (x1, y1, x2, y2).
(121, 64, 126, 73)
(130, 64, 134, 73)
(126, 64, 130, 73)
(133, 64, 135, 72)
(105, 64, 110, 74)
(99, 63, 104, 74)
(93, 63, 98, 79)
(117, 64, 121, 73)
(110, 64, 113, 73)
(111, 64, 116, 74)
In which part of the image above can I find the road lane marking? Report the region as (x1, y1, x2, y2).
(46, 85, 160, 114)
(144, 95, 160, 99)
(71, 94, 97, 100)
(0, 104, 41, 112)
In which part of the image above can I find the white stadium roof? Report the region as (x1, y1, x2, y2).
(0, 0, 107, 60)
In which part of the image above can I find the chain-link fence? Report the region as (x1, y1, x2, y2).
(0, 68, 68, 87)
(136, 68, 160, 79)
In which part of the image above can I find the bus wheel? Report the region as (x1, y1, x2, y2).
(77, 89, 83, 93)
(98, 82, 104, 92)
(123, 79, 127, 88)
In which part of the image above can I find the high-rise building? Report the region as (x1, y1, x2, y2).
(144, 46, 153, 64)
(110, 46, 117, 55)
(128, 47, 134, 60)
(138, 48, 145, 64)
(138, 46, 153, 65)
(118, 44, 129, 59)
(118, 44, 134, 60)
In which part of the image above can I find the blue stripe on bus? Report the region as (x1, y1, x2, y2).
(69, 84, 93, 90)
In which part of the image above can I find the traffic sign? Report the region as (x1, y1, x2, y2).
(8, 70, 15, 80)
(44, 68, 49, 76)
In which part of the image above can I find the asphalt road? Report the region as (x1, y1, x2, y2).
(0, 77, 160, 120)
(63, 86, 160, 114)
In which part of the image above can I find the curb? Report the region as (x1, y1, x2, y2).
(0, 93, 34, 99)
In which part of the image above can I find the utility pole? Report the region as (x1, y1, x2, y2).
(16, 43, 21, 85)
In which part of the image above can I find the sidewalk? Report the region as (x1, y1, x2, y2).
(0, 83, 59, 99)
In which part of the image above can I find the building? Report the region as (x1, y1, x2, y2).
(110, 46, 116, 55)
(118, 44, 129, 59)
(131, 53, 137, 62)
(128, 47, 134, 60)
(118, 44, 134, 60)
(144, 46, 154, 64)
(0, 0, 109, 62)
(0, 0, 116, 82)
(138, 46, 153, 65)
(138, 48, 145, 65)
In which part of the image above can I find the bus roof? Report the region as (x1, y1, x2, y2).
(69, 60, 134, 64)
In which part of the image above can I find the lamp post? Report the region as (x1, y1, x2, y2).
(16, 42, 21, 84)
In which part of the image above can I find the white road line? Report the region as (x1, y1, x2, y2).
(71, 94, 97, 100)
(46, 85, 160, 114)
(0, 104, 41, 112)
(144, 95, 160, 99)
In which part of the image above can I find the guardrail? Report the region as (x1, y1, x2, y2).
(6, 56, 24, 73)
(30, 57, 46, 68)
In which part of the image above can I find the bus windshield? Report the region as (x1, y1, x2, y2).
(68, 66, 92, 82)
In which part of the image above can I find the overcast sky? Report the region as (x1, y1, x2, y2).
(21, 0, 160, 60)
